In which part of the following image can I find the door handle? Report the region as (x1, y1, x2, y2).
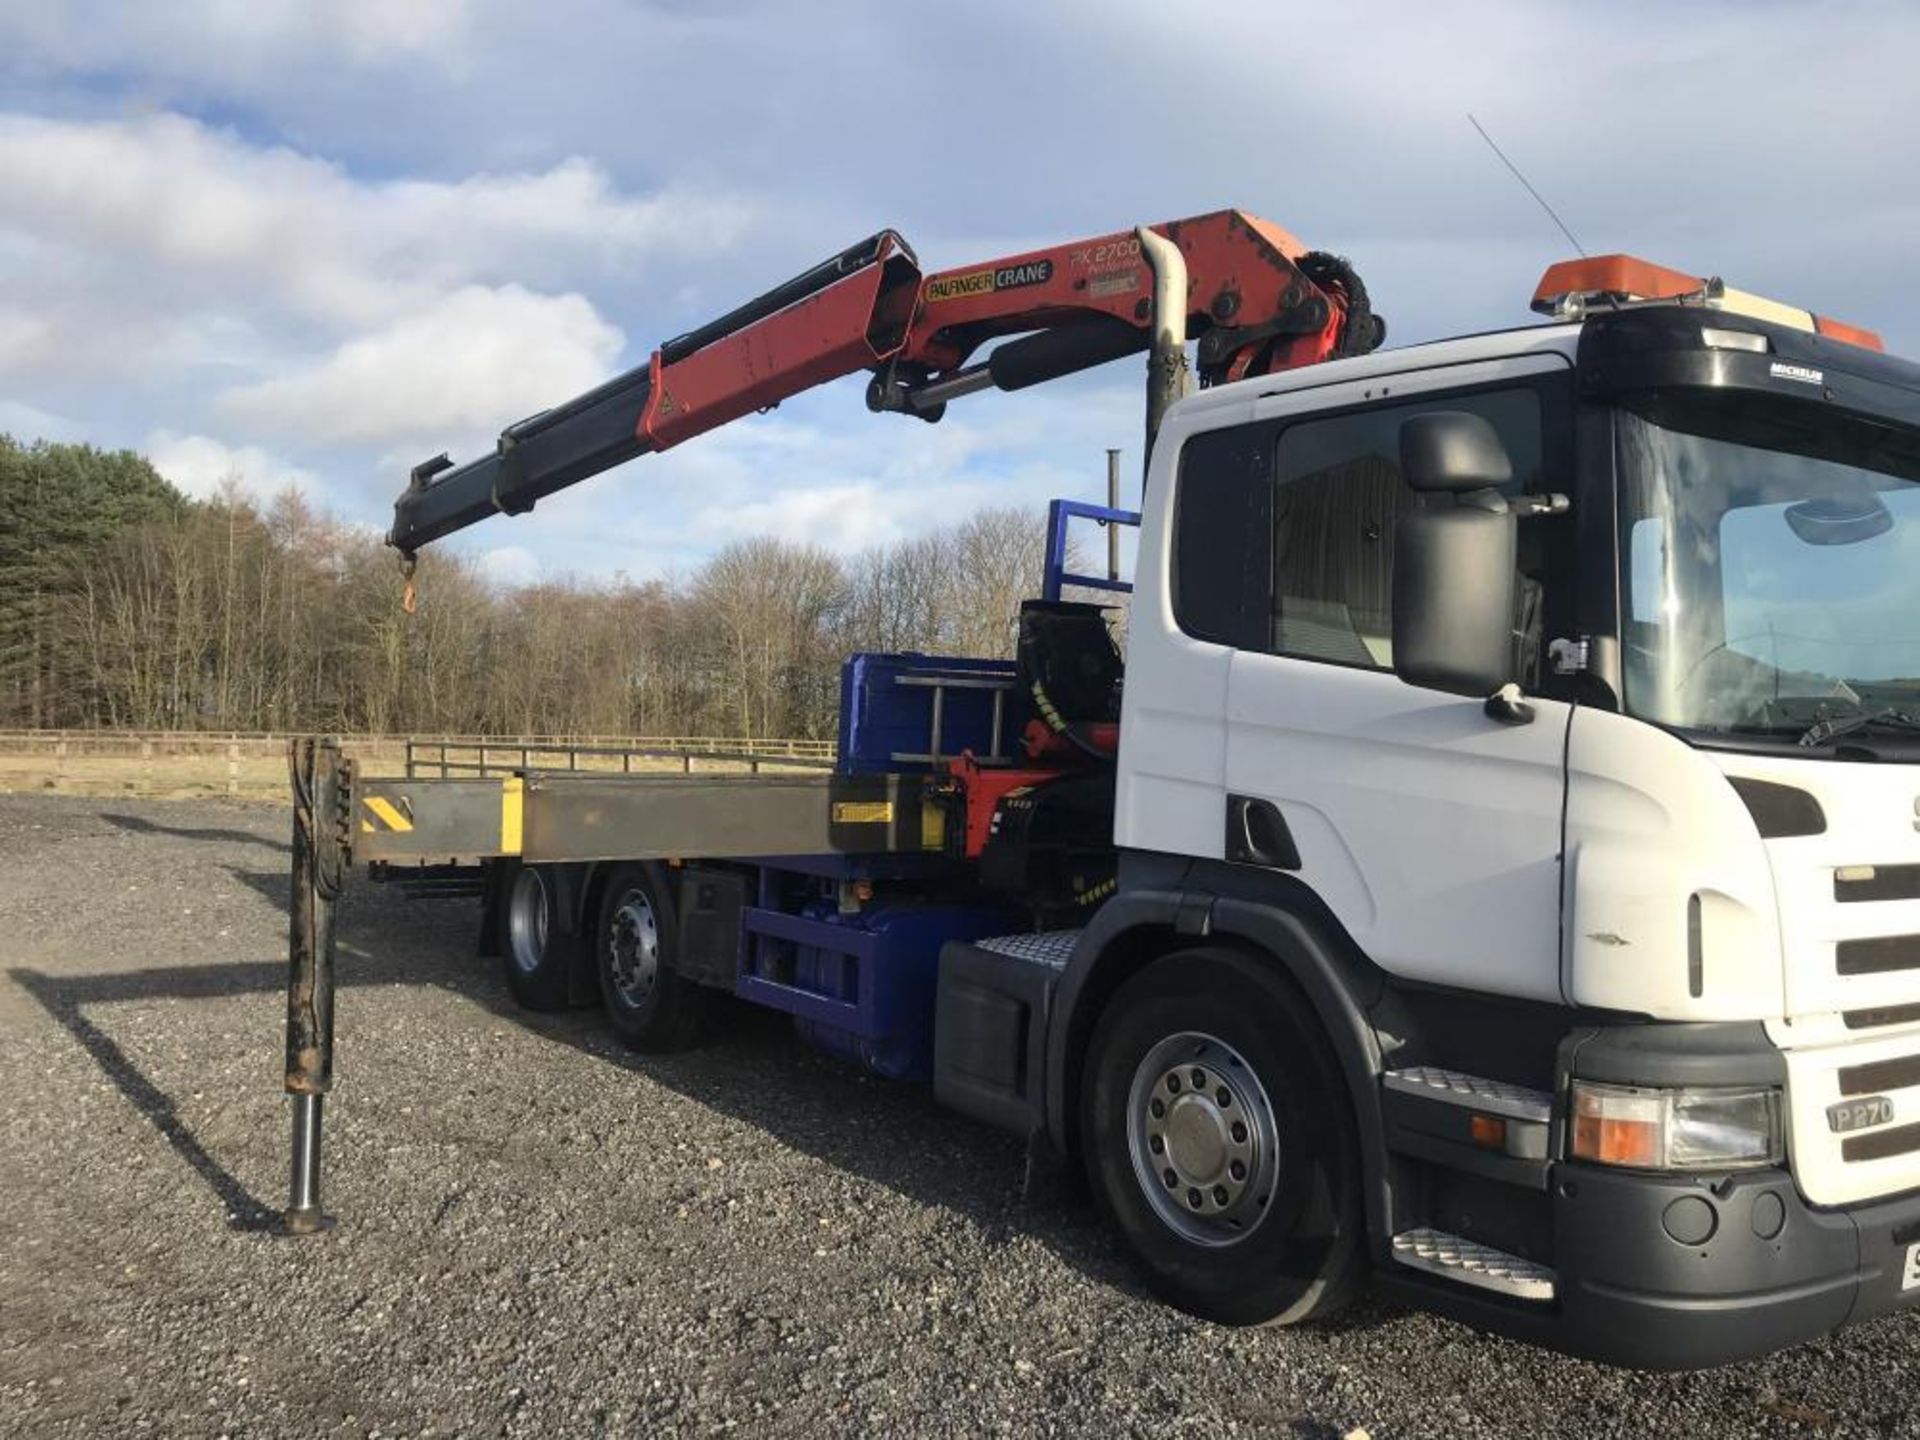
(1225, 794, 1301, 871)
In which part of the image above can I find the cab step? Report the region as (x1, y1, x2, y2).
(1382, 1066, 1552, 1122)
(972, 929, 1082, 969)
(1391, 1227, 1556, 1302)
(1380, 1066, 1554, 1181)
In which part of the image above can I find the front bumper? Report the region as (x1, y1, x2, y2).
(1552, 1018, 1920, 1366)
(1551, 1162, 1911, 1369)
(1386, 1161, 1920, 1370)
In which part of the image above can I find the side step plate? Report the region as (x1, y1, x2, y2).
(1391, 1227, 1556, 1302)
(973, 930, 1082, 969)
(1382, 1067, 1552, 1123)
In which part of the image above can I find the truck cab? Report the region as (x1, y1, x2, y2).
(1041, 297, 1920, 1365)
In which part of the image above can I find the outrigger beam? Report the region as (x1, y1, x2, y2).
(281, 737, 349, 1235)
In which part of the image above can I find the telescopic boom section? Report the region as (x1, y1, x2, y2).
(388, 208, 1379, 556)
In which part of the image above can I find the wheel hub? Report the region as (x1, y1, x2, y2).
(1127, 1032, 1278, 1246)
(1164, 1090, 1232, 1184)
(607, 890, 659, 1007)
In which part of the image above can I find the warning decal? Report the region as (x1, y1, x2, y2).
(361, 794, 414, 833)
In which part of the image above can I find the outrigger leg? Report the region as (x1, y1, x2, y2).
(281, 737, 349, 1235)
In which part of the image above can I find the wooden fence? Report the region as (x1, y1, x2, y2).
(0, 729, 837, 798)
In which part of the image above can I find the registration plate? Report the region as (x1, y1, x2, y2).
(1904, 1244, 1920, 1292)
(1829, 1095, 1895, 1133)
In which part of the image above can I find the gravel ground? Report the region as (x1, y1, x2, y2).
(3, 792, 1920, 1439)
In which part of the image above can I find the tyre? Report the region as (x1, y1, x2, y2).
(499, 862, 579, 1012)
(1080, 946, 1364, 1326)
(594, 864, 706, 1052)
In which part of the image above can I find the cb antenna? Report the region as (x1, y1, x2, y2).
(1467, 113, 1587, 257)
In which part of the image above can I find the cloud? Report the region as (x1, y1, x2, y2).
(0, 112, 752, 335)
(0, 105, 751, 515)
(145, 429, 323, 504)
(0, 1, 477, 78)
(220, 285, 624, 449)
(0, 0, 1914, 591)
(474, 545, 542, 589)
(689, 482, 905, 553)
(1053, 0, 1920, 351)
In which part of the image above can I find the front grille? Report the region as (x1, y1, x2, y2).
(1836, 935, 1920, 977)
(1844, 1121, 1920, 1163)
(1839, 1054, 1920, 1096)
(1836, 865, 1920, 904)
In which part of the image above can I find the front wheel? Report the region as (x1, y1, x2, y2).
(1080, 946, 1364, 1326)
(594, 864, 707, 1052)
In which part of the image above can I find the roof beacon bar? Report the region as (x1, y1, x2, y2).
(1530, 253, 1884, 352)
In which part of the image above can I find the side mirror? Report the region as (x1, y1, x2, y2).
(1392, 412, 1518, 698)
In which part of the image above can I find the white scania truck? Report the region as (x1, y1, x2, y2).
(276, 216, 1920, 1368)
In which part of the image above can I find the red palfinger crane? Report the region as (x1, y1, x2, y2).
(388, 209, 1382, 556)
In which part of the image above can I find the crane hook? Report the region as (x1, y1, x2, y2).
(399, 553, 418, 616)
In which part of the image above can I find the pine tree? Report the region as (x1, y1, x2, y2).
(0, 436, 181, 726)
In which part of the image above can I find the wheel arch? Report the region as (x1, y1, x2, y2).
(1045, 871, 1392, 1242)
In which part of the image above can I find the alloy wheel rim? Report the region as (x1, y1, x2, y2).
(1125, 1030, 1281, 1247)
(607, 889, 660, 1008)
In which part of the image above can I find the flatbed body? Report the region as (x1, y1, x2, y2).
(355, 769, 944, 867)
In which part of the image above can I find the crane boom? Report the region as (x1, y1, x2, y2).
(388, 208, 1380, 557)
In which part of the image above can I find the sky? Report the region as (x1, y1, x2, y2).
(1, 0, 1915, 589)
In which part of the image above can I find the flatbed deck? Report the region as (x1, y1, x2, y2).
(353, 768, 948, 867)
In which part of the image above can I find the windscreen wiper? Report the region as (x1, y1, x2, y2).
(1797, 706, 1920, 747)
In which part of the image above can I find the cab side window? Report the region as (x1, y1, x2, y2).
(1172, 423, 1274, 652)
(1173, 384, 1552, 675)
(1271, 388, 1543, 670)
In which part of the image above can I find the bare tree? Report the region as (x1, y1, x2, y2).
(46, 479, 1096, 741)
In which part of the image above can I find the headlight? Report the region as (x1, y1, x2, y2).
(1569, 1081, 1782, 1170)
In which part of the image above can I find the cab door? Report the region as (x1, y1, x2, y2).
(1219, 355, 1577, 1003)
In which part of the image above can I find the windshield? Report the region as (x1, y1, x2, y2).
(1617, 395, 1920, 747)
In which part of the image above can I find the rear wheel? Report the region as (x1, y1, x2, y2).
(1081, 946, 1364, 1326)
(595, 864, 706, 1051)
(500, 863, 578, 1011)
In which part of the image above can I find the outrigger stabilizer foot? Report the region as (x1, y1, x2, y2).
(283, 1093, 333, 1235)
(280, 737, 349, 1236)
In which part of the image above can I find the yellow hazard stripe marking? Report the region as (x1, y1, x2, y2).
(832, 800, 893, 825)
(363, 795, 413, 832)
(500, 776, 524, 855)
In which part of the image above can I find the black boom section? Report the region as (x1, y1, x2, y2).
(389, 365, 657, 555)
(386, 230, 912, 557)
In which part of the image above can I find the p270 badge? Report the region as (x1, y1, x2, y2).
(1828, 1095, 1894, 1133)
